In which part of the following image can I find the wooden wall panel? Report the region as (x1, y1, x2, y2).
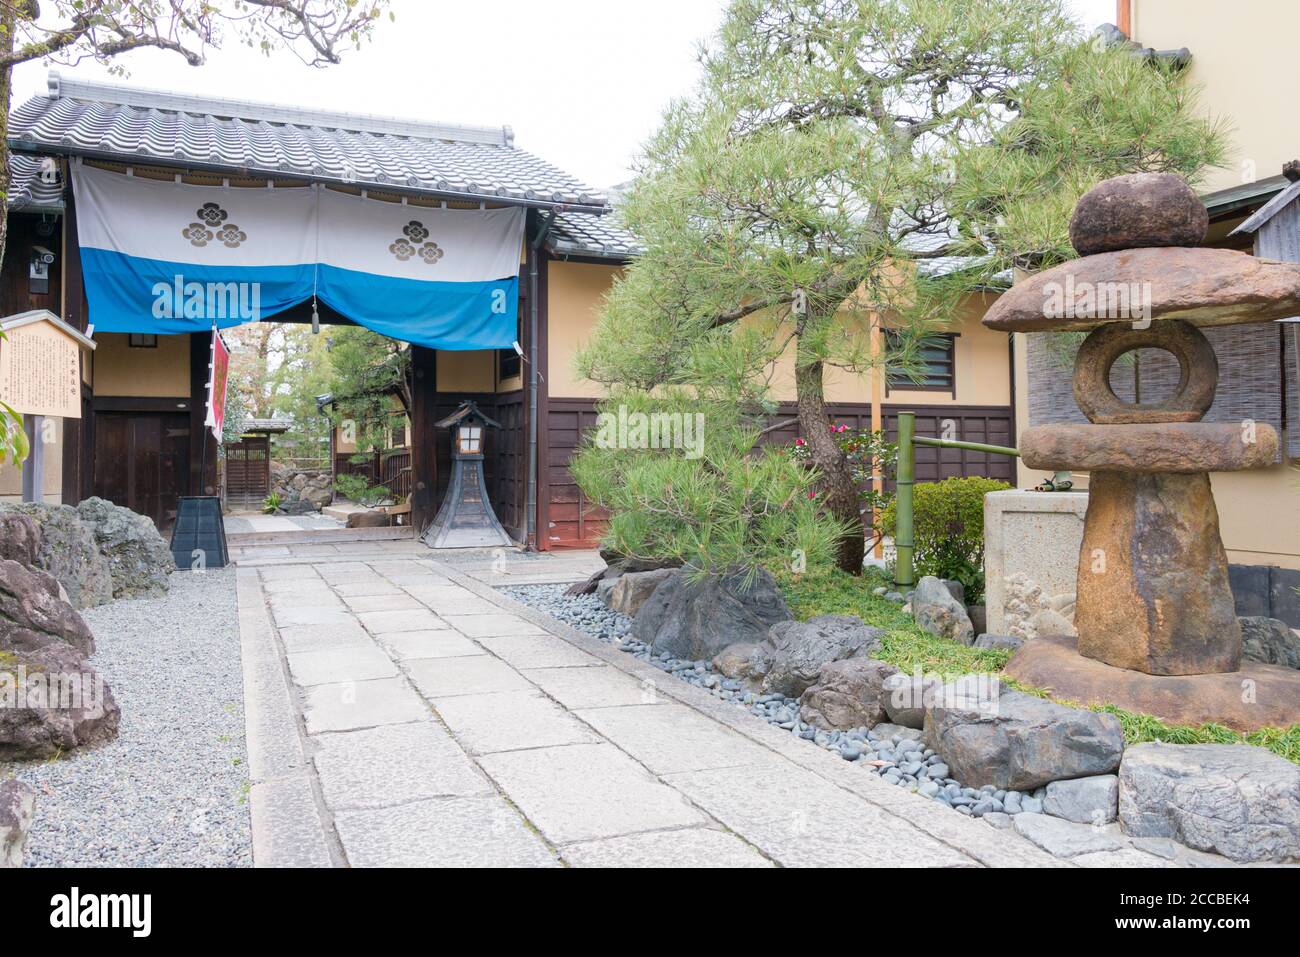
(541, 398, 1016, 549)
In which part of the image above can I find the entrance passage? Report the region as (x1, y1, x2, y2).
(92, 411, 191, 530)
(225, 435, 271, 510)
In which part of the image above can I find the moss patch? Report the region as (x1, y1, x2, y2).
(774, 566, 1300, 765)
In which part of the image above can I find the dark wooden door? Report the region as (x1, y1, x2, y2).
(93, 412, 191, 530)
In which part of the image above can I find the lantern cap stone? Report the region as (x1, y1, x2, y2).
(981, 246, 1300, 332)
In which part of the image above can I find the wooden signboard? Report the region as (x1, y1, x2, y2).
(0, 312, 87, 418)
(0, 310, 95, 503)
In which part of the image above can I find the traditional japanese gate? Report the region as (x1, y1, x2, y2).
(224, 435, 271, 510)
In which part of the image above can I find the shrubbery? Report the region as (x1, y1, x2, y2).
(571, 389, 848, 582)
(881, 476, 1011, 603)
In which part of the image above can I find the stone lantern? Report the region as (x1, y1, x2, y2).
(421, 400, 512, 549)
(984, 173, 1300, 730)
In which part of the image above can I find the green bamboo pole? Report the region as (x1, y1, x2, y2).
(913, 436, 1021, 457)
(893, 412, 915, 588)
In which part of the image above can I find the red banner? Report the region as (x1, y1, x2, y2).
(204, 330, 230, 441)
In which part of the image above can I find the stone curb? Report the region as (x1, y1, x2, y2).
(433, 561, 1068, 869)
(236, 567, 337, 868)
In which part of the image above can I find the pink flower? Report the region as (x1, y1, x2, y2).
(794, 438, 806, 446)
(807, 490, 817, 499)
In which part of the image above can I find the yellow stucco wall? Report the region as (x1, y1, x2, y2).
(546, 259, 1010, 407)
(436, 349, 496, 393)
(91, 332, 190, 397)
(547, 259, 624, 399)
(1132, 0, 1300, 193)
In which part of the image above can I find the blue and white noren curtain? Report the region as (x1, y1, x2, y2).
(71, 163, 525, 350)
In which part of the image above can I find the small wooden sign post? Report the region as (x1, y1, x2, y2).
(0, 309, 95, 503)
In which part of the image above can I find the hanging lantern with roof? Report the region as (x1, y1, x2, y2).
(421, 400, 512, 548)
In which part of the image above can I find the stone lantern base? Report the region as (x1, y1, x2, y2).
(1005, 634, 1300, 733)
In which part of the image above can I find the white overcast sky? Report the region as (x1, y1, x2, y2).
(10, 0, 1118, 191)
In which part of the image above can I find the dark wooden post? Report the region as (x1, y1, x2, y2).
(61, 167, 87, 505)
(409, 344, 438, 533)
(189, 331, 218, 496)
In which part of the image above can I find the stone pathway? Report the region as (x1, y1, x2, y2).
(237, 543, 1077, 867)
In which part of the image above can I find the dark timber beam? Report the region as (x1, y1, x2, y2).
(409, 345, 438, 533)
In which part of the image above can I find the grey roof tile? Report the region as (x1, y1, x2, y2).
(6, 153, 64, 211)
(8, 71, 608, 212)
(547, 211, 641, 260)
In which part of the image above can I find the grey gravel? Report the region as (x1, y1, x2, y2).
(504, 583, 1034, 823)
(1, 567, 251, 867)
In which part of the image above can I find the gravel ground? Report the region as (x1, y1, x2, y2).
(2, 567, 251, 867)
(503, 584, 1047, 820)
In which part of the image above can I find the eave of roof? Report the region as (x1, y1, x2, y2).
(8, 71, 611, 215)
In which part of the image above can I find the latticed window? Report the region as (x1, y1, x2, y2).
(885, 332, 956, 391)
(457, 425, 482, 454)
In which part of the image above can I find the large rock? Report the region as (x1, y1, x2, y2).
(1068, 172, 1208, 256)
(301, 486, 333, 509)
(0, 559, 95, 657)
(923, 678, 1125, 791)
(0, 503, 113, 608)
(759, 616, 885, 697)
(973, 633, 1025, 651)
(0, 779, 36, 868)
(1011, 812, 1125, 859)
(1043, 774, 1119, 825)
(76, 497, 173, 599)
(881, 672, 942, 729)
(912, 576, 974, 645)
(1, 639, 121, 760)
(633, 568, 791, 661)
(1240, 616, 1300, 670)
(982, 246, 1300, 333)
(1118, 743, 1300, 863)
(0, 512, 42, 566)
(798, 658, 898, 730)
(608, 568, 675, 617)
(711, 642, 771, 689)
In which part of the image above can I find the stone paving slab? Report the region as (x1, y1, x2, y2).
(664, 763, 978, 868)
(273, 605, 356, 629)
(433, 691, 602, 755)
(302, 678, 430, 734)
(342, 593, 425, 613)
(576, 703, 785, 776)
(357, 608, 449, 635)
(269, 589, 345, 611)
(314, 722, 493, 809)
(287, 645, 399, 686)
(405, 654, 535, 698)
(332, 580, 407, 597)
(523, 665, 663, 710)
(333, 796, 560, 868)
(278, 621, 373, 654)
(560, 827, 775, 868)
(471, 632, 602, 669)
(442, 612, 550, 637)
(478, 743, 709, 844)
(377, 629, 485, 661)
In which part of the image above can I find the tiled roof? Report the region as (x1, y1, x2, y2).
(547, 211, 641, 260)
(7, 153, 64, 211)
(8, 71, 609, 213)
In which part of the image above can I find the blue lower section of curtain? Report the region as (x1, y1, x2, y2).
(79, 248, 519, 350)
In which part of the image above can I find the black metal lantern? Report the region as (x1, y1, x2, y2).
(421, 400, 512, 548)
